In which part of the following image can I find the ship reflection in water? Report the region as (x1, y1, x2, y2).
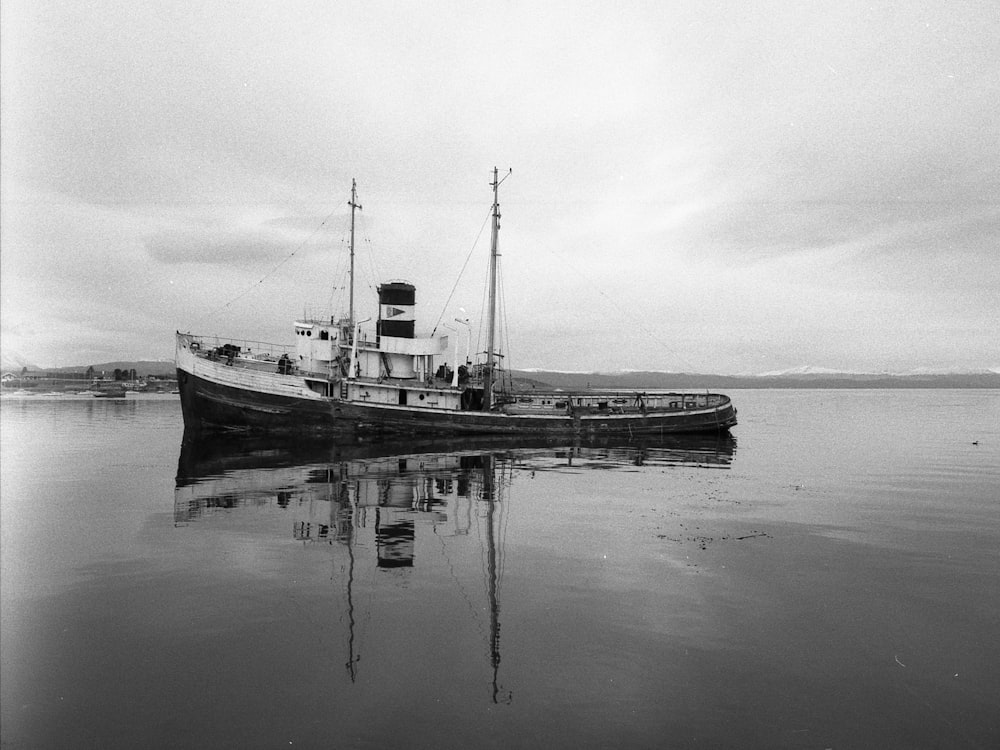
(174, 433, 736, 704)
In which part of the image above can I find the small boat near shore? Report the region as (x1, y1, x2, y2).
(176, 171, 737, 438)
(94, 383, 127, 398)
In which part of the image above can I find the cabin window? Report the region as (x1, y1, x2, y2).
(320, 331, 329, 340)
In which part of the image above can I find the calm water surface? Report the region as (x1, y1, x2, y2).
(2, 390, 998, 749)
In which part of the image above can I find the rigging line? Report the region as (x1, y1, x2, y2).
(495, 259, 514, 392)
(476, 491, 490, 612)
(357, 210, 382, 296)
(537, 246, 706, 373)
(495, 463, 510, 591)
(432, 524, 488, 638)
(495, 260, 507, 385)
(362, 239, 380, 305)
(431, 207, 493, 336)
(191, 203, 344, 328)
(326, 234, 352, 316)
(474, 257, 489, 360)
(500, 466, 512, 589)
(501, 262, 514, 386)
(364, 238, 379, 297)
(350, 231, 378, 302)
(325, 275, 344, 318)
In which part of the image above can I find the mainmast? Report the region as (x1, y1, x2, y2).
(483, 454, 501, 702)
(482, 453, 511, 704)
(483, 167, 509, 411)
(348, 179, 362, 327)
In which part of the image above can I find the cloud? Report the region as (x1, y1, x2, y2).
(144, 227, 311, 266)
(2, 0, 998, 372)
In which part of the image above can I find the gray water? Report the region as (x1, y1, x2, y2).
(2, 390, 998, 749)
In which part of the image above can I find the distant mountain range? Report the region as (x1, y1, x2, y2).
(4, 359, 999, 388)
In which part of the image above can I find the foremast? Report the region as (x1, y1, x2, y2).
(348, 178, 362, 328)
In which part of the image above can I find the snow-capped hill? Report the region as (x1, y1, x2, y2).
(754, 365, 867, 377)
(0, 349, 40, 372)
(754, 365, 1000, 378)
(899, 366, 1000, 376)
(517, 367, 596, 375)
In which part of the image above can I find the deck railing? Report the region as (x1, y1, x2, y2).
(188, 334, 296, 358)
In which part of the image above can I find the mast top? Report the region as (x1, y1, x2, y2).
(348, 178, 362, 211)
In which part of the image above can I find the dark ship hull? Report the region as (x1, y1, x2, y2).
(177, 362, 737, 438)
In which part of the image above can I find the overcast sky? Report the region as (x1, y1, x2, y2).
(2, 0, 997, 373)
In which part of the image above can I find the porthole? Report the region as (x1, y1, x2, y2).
(419, 393, 425, 400)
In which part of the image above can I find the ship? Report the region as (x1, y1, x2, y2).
(94, 382, 127, 398)
(176, 169, 737, 437)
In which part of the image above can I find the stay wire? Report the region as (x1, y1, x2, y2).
(359, 211, 382, 300)
(190, 203, 344, 329)
(497, 258, 515, 391)
(475, 272, 489, 361)
(537, 245, 706, 373)
(325, 254, 344, 316)
(325, 234, 351, 318)
(431, 207, 493, 336)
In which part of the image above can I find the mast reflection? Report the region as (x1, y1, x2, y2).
(174, 433, 735, 702)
